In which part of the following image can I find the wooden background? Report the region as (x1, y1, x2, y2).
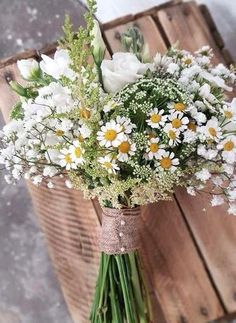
(0, 1, 236, 322)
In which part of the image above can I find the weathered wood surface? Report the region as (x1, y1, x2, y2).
(0, 1, 235, 322)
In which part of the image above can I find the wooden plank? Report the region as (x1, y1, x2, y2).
(140, 201, 223, 322)
(104, 16, 167, 57)
(175, 189, 236, 313)
(157, 1, 224, 64)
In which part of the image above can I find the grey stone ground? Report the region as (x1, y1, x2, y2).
(0, 1, 86, 322)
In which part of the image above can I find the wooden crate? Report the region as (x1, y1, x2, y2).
(0, 1, 236, 322)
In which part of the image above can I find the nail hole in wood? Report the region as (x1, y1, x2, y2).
(233, 291, 236, 301)
(179, 315, 188, 323)
(4, 71, 14, 84)
(200, 306, 208, 317)
(167, 13, 172, 21)
(114, 31, 121, 40)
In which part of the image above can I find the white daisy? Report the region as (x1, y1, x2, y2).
(98, 156, 120, 174)
(181, 53, 195, 66)
(69, 141, 85, 165)
(146, 138, 165, 160)
(97, 120, 124, 147)
(200, 117, 222, 142)
(158, 151, 179, 172)
(221, 104, 236, 122)
(168, 102, 188, 113)
(163, 124, 181, 146)
(59, 148, 77, 170)
(117, 139, 136, 162)
(217, 136, 236, 164)
(116, 116, 136, 134)
(168, 112, 189, 132)
(146, 108, 167, 128)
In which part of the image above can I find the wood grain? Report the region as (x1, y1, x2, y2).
(175, 188, 236, 313)
(157, 1, 224, 64)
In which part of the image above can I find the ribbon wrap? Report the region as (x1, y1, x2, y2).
(100, 207, 141, 255)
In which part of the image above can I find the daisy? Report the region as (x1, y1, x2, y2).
(59, 148, 77, 170)
(200, 117, 222, 142)
(217, 136, 236, 164)
(97, 120, 124, 147)
(117, 139, 136, 162)
(116, 116, 136, 134)
(168, 102, 188, 113)
(146, 138, 165, 160)
(69, 141, 85, 165)
(182, 53, 195, 66)
(98, 156, 120, 174)
(221, 104, 236, 122)
(168, 112, 189, 132)
(158, 151, 179, 172)
(146, 108, 167, 128)
(164, 124, 181, 146)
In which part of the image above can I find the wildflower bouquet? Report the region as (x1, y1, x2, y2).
(1, 1, 236, 322)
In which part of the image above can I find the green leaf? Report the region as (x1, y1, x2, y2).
(10, 102, 24, 120)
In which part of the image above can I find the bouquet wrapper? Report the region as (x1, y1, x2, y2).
(90, 206, 153, 323)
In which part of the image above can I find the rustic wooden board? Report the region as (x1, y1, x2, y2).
(157, 1, 224, 64)
(175, 188, 236, 313)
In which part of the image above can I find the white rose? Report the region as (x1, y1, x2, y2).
(101, 52, 151, 93)
(17, 59, 40, 80)
(40, 49, 75, 80)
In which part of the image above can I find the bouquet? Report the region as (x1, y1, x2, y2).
(1, 1, 236, 322)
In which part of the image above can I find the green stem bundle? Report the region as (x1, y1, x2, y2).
(90, 251, 152, 323)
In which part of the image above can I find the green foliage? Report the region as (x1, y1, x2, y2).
(10, 102, 24, 120)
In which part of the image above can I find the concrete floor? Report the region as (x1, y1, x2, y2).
(0, 1, 235, 323)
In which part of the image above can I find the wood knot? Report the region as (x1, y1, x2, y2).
(200, 306, 208, 317)
(4, 71, 14, 84)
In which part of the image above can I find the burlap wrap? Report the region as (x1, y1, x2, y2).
(100, 207, 141, 255)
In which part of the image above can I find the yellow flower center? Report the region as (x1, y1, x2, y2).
(224, 140, 234, 151)
(80, 108, 91, 119)
(174, 103, 186, 111)
(188, 122, 197, 132)
(78, 135, 84, 142)
(172, 118, 182, 129)
(75, 147, 82, 158)
(224, 111, 233, 119)
(56, 129, 64, 137)
(150, 143, 159, 153)
(208, 127, 217, 137)
(150, 114, 161, 123)
(65, 154, 72, 164)
(168, 130, 176, 140)
(160, 157, 172, 169)
(103, 162, 112, 169)
(184, 58, 192, 65)
(104, 129, 117, 141)
(119, 141, 130, 154)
